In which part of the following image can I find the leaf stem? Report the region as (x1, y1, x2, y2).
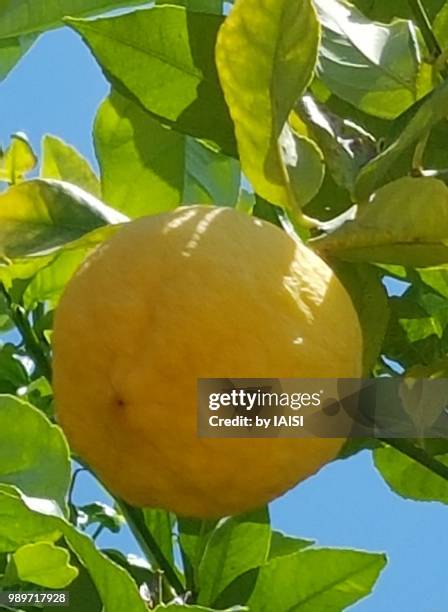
(118, 500, 185, 596)
(408, 0, 442, 58)
(380, 438, 448, 482)
(0, 283, 52, 381)
(411, 130, 430, 173)
(92, 524, 105, 541)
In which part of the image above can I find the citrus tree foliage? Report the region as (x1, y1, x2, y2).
(0, 0, 448, 609)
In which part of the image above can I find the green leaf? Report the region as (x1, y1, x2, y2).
(0, 487, 148, 611)
(102, 549, 154, 590)
(0, 0, 149, 38)
(268, 531, 314, 560)
(184, 138, 240, 207)
(0, 345, 28, 394)
(95, 91, 240, 216)
(23, 249, 88, 310)
(0, 34, 36, 82)
(0, 254, 54, 290)
(56, 522, 149, 612)
(382, 281, 448, 370)
(352, 0, 444, 23)
(61, 558, 102, 612)
(69, 7, 236, 155)
(295, 95, 377, 195)
(142, 509, 174, 567)
(331, 262, 390, 373)
(0, 179, 126, 258)
(94, 91, 184, 216)
(41, 135, 101, 197)
(374, 445, 448, 504)
(0, 395, 71, 511)
(313, 177, 448, 266)
(10, 542, 78, 588)
(197, 508, 270, 606)
(418, 265, 448, 299)
(355, 78, 448, 200)
(247, 548, 387, 611)
(178, 517, 217, 586)
(314, 0, 428, 120)
(338, 438, 381, 460)
(0, 225, 118, 298)
(434, 1, 448, 48)
(0, 486, 62, 552)
(0, 133, 37, 183)
(284, 130, 326, 209)
(0, 292, 13, 333)
(216, 0, 320, 210)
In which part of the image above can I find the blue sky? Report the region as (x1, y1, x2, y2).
(1, 26, 447, 612)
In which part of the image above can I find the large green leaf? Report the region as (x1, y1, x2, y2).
(94, 91, 240, 216)
(8, 542, 78, 588)
(0, 486, 148, 611)
(247, 548, 387, 611)
(41, 135, 101, 197)
(94, 91, 184, 216)
(0, 395, 70, 512)
(374, 445, 448, 504)
(355, 78, 448, 199)
(0, 34, 37, 81)
(314, 0, 428, 119)
(69, 7, 236, 155)
(197, 508, 270, 606)
(216, 0, 321, 211)
(313, 177, 448, 266)
(0, 179, 126, 258)
(0, 0, 148, 38)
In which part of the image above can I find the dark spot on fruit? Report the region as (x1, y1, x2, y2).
(115, 396, 125, 408)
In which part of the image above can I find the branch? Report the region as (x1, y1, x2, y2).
(380, 438, 448, 482)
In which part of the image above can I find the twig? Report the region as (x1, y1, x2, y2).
(92, 524, 105, 541)
(118, 500, 185, 597)
(408, 0, 442, 58)
(380, 438, 448, 482)
(0, 283, 52, 381)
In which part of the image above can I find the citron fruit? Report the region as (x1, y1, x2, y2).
(53, 205, 362, 518)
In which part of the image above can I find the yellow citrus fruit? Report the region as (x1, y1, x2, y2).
(53, 206, 362, 518)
